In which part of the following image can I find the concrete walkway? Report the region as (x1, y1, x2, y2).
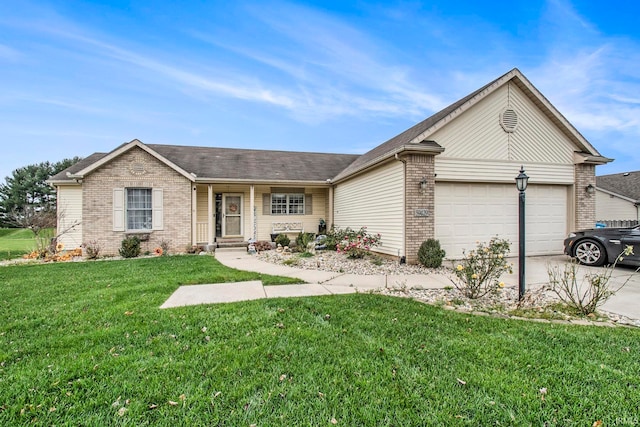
(160, 250, 640, 321)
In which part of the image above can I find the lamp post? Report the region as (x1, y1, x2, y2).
(515, 166, 529, 301)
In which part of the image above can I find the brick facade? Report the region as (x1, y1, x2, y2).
(574, 163, 597, 230)
(82, 147, 193, 255)
(403, 154, 436, 264)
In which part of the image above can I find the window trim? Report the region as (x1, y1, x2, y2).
(271, 193, 305, 215)
(126, 188, 153, 231)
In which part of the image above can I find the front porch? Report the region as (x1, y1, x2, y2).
(192, 183, 332, 247)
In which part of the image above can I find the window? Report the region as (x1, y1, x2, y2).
(113, 187, 163, 232)
(127, 188, 152, 230)
(271, 193, 305, 215)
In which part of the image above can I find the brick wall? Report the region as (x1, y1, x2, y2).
(404, 154, 436, 264)
(82, 147, 193, 255)
(574, 163, 596, 230)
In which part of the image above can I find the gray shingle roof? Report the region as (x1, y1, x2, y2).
(49, 144, 360, 184)
(597, 171, 640, 202)
(48, 152, 109, 182)
(147, 144, 359, 182)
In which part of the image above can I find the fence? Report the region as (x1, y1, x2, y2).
(596, 220, 639, 228)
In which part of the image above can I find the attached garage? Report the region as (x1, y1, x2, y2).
(435, 182, 569, 258)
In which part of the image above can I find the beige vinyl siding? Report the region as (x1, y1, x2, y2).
(57, 185, 83, 249)
(256, 186, 327, 241)
(334, 161, 404, 256)
(596, 190, 639, 221)
(196, 187, 209, 224)
(431, 82, 576, 165)
(435, 159, 575, 184)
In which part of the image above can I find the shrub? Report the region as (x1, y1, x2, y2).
(255, 241, 273, 252)
(450, 237, 512, 299)
(320, 226, 344, 250)
(336, 226, 382, 259)
(296, 232, 316, 252)
(186, 244, 206, 254)
(548, 245, 637, 316)
(418, 239, 446, 268)
(82, 240, 101, 259)
(119, 236, 141, 258)
(159, 240, 171, 255)
(275, 234, 290, 247)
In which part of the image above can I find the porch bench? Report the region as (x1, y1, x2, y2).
(271, 222, 304, 241)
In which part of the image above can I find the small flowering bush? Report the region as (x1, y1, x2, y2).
(548, 245, 637, 316)
(336, 227, 381, 259)
(450, 237, 512, 299)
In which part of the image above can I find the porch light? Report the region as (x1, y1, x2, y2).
(515, 167, 529, 192)
(585, 183, 595, 195)
(420, 177, 428, 193)
(515, 166, 528, 301)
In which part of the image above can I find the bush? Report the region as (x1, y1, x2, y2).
(275, 234, 290, 247)
(418, 239, 446, 268)
(450, 237, 512, 299)
(296, 232, 316, 252)
(321, 228, 342, 251)
(335, 226, 382, 259)
(255, 241, 273, 252)
(82, 240, 101, 259)
(548, 245, 637, 315)
(186, 244, 206, 254)
(119, 236, 141, 258)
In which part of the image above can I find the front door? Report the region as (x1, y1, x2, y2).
(222, 194, 243, 237)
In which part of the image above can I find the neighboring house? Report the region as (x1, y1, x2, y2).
(48, 68, 611, 262)
(596, 171, 640, 226)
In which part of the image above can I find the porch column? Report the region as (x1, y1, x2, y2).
(328, 186, 334, 230)
(191, 184, 197, 245)
(207, 184, 214, 245)
(250, 185, 256, 240)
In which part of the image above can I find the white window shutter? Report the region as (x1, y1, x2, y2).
(152, 188, 164, 230)
(113, 188, 125, 231)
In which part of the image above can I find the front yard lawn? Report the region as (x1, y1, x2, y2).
(0, 228, 36, 260)
(1, 256, 639, 425)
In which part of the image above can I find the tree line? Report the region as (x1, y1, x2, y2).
(0, 158, 82, 230)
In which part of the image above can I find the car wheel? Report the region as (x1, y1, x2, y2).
(574, 239, 606, 266)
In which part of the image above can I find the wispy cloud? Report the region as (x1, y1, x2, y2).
(0, 44, 21, 61)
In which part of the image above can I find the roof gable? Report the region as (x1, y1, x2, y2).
(69, 139, 196, 182)
(333, 68, 611, 182)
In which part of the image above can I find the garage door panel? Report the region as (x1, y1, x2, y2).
(436, 183, 567, 258)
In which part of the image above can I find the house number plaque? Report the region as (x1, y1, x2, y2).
(414, 209, 429, 217)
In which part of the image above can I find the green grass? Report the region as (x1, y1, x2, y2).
(1, 256, 640, 425)
(0, 228, 37, 260)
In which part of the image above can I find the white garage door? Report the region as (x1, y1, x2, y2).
(435, 182, 568, 258)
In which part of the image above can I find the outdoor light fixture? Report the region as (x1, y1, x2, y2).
(585, 183, 595, 195)
(515, 167, 529, 192)
(515, 166, 529, 301)
(420, 177, 428, 193)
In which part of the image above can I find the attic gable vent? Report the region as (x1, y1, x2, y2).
(500, 108, 518, 133)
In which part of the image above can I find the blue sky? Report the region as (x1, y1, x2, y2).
(1, 0, 639, 181)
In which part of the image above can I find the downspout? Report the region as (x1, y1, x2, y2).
(395, 153, 407, 262)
